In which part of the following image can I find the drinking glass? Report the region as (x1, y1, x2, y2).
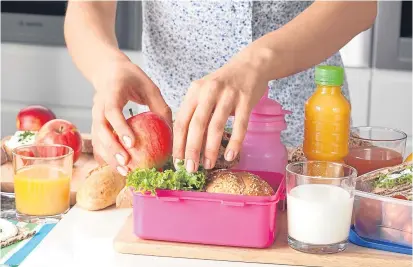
(286, 161, 357, 254)
(345, 126, 407, 176)
(12, 144, 73, 223)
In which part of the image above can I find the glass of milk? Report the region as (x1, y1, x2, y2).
(286, 161, 357, 254)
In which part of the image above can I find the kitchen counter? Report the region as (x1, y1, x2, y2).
(19, 206, 292, 267)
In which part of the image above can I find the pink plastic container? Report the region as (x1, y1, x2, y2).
(234, 88, 291, 190)
(132, 172, 285, 248)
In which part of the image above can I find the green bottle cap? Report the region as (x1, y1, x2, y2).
(315, 65, 344, 86)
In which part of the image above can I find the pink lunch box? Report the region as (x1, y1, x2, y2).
(131, 171, 285, 248)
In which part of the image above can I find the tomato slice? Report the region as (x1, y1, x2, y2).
(393, 195, 408, 200)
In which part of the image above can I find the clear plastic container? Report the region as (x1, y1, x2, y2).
(353, 184, 412, 247)
(131, 171, 285, 248)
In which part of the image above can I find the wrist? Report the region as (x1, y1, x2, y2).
(90, 50, 131, 90)
(237, 43, 278, 82)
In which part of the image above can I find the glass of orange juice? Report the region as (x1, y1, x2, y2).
(12, 144, 73, 223)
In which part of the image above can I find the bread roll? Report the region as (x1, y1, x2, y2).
(287, 145, 306, 164)
(1, 142, 9, 165)
(116, 186, 133, 208)
(205, 170, 274, 196)
(77, 165, 126, 211)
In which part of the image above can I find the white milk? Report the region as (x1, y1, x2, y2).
(287, 184, 354, 245)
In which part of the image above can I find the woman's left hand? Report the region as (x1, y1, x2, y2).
(173, 47, 271, 172)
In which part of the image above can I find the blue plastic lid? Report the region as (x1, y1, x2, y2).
(349, 226, 412, 255)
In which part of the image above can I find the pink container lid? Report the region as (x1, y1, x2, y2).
(249, 88, 291, 123)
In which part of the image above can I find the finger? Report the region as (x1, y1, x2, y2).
(96, 107, 131, 170)
(91, 126, 106, 166)
(94, 141, 129, 176)
(172, 83, 199, 165)
(184, 89, 217, 172)
(225, 98, 251, 162)
(104, 100, 135, 149)
(203, 92, 234, 169)
(146, 88, 173, 127)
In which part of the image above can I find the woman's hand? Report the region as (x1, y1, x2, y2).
(91, 59, 172, 176)
(173, 47, 270, 172)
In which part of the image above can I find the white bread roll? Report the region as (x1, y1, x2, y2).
(77, 165, 126, 211)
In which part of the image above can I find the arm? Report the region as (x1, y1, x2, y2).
(64, 0, 129, 87)
(172, 1, 377, 172)
(245, 0, 377, 81)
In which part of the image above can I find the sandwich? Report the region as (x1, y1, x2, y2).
(357, 161, 412, 200)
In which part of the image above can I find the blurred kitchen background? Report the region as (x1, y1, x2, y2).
(1, 1, 412, 149)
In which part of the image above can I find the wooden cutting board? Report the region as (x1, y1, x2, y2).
(0, 135, 99, 206)
(113, 211, 411, 267)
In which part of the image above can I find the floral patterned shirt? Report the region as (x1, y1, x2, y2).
(140, 0, 350, 147)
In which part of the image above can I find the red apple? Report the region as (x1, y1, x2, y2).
(125, 111, 172, 169)
(17, 105, 56, 131)
(35, 119, 83, 163)
(15, 146, 36, 166)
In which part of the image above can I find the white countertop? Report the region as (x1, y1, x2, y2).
(15, 139, 413, 267)
(19, 206, 293, 267)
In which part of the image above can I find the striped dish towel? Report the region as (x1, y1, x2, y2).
(1, 220, 56, 267)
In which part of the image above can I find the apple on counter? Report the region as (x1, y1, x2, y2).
(17, 105, 56, 131)
(35, 119, 83, 163)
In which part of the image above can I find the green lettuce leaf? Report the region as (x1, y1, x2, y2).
(373, 165, 413, 189)
(126, 160, 206, 195)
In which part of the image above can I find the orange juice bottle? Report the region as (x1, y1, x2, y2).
(303, 65, 350, 163)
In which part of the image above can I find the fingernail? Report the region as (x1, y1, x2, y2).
(204, 158, 211, 169)
(186, 159, 195, 173)
(115, 153, 126, 166)
(117, 166, 128, 176)
(122, 136, 132, 148)
(225, 150, 235, 161)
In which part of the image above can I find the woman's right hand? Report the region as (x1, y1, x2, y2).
(91, 58, 172, 176)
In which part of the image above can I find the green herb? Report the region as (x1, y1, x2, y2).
(373, 165, 413, 189)
(126, 160, 206, 195)
(224, 127, 233, 133)
(17, 131, 35, 142)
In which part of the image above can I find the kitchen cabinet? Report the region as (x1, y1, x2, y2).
(344, 67, 371, 127)
(369, 69, 412, 136)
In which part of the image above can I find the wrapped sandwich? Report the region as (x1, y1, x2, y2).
(354, 161, 412, 246)
(357, 161, 412, 200)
